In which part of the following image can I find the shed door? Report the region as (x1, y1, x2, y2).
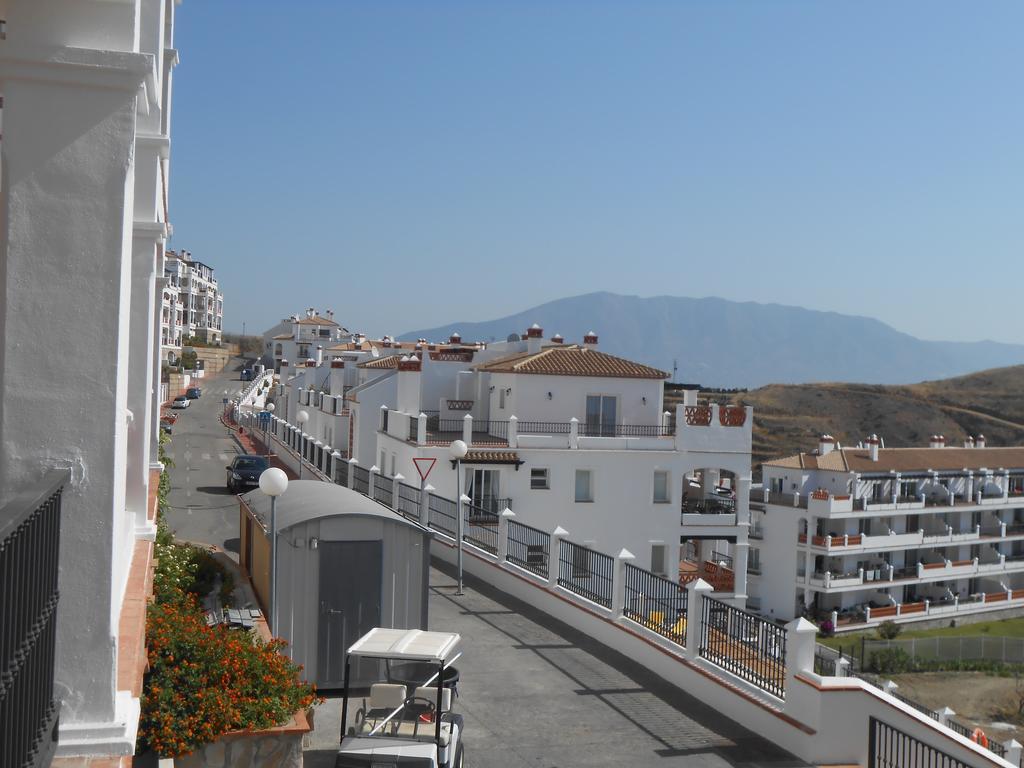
(318, 540, 383, 686)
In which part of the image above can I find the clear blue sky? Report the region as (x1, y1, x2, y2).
(170, 1, 1023, 342)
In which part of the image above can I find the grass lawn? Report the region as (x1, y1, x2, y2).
(818, 617, 1024, 651)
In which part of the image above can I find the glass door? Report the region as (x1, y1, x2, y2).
(585, 395, 617, 437)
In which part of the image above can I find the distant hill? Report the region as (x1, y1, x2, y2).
(399, 292, 1024, 388)
(707, 365, 1024, 467)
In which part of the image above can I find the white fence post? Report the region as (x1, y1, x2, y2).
(393, 473, 405, 510)
(1003, 740, 1022, 765)
(612, 549, 635, 618)
(569, 417, 579, 449)
(507, 415, 518, 448)
(347, 458, 358, 490)
(783, 617, 818, 719)
(549, 527, 569, 590)
(498, 508, 515, 564)
(684, 579, 713, 660)
(937, 706, 955, 726)
(417, 413, 427, 446)
(369, 464, 379, 499)
(420, 484, 434, 527)
(463, 413, 473, 446)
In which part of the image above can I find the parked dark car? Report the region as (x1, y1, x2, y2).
(159, 419, 173, 435)
(226, 455, 270, 492)
(186, 386, 202, 399)
(240, 368, 253, 381)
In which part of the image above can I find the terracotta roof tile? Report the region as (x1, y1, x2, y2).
(294, 314, 339, 326)
(474, 345, 668, 380)
(357, 355, 404, 370)
(464, 450, 521, 465)
(766, 446, 1024, 474)
(272, 333, 293, 340)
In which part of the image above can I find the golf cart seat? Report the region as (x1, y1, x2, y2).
(367, 683, 407, 716)
(387, 719, 453, 746)
(412, 686, 452, 714)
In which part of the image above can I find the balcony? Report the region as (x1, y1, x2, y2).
(681, 496, 737, 527)
(1, 469, 67, 768)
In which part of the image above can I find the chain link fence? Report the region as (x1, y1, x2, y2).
(865, 635, 1024, 664)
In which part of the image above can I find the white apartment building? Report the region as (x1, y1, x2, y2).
(0, 0, 180, 760)
(272, 325, 754, 589)
(160, 248, 224, 359)
(261, 307, 348, 369)
(750, 434, 1024, 630)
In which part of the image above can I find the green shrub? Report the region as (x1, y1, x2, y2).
(869, 647, 911, 673)
(877, 620, 902, 640)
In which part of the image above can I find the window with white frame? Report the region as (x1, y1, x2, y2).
(574, 469, 593, 502)
(653, 470, 670, 503)
(530, 468, 549, 490)
(585, 394, 617, 436)
(499, 388, 506, 409)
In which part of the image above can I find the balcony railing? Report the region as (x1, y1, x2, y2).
(579, 423, 674, 438)
(1, 469, 67, 768)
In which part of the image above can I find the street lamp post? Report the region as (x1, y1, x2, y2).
(258, 467, 289, 637)
(296, 409, 309, 480)
(449, 439, 468, 595)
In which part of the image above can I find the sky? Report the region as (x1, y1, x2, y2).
(170, 1, 1023, 343)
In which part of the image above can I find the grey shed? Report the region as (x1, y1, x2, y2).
(239, 480, 432, 688)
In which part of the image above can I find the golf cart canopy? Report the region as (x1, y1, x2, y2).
(347, 628, 461, 664)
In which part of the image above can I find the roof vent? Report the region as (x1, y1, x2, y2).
(929, 435, 946, 449)
(583, 331, 598, 348)
(551, 333, 564, 344)
(819, 434, 836, 456)
(526, 323, 544, 339)
(977, 434, 987, 449)
(449, 332, 462, 344)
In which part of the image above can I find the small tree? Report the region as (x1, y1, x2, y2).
(877, 620, 902, 640)
(179, 349, 198, 370)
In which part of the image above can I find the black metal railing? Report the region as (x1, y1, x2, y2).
(579, 423, 674, 438)
(380, 409, 389, 433)
(699, 595, 787, 699)
(682, 496, 737, 515)
(892, 691, 940, 722)
(516, 421, 572, 435)
(374, 473, 393, 507)
(868, 717, 972, 768)
(428, 419, 509, 440)
(428, 493, 458, 538)
(463, 503, 498, 555)
(335, 459, 349, 488)
(351, 465, 370, 495)
(557, 539, 614, 609)
(468, 496, 512, 515)
(1, 469, 67, 768)
(813, 647, 837, 676)
(623, 563, 688, 646)
(396, 482, 421, 521)
(506, 520, 550, 578)
(408, 416, 419, 443)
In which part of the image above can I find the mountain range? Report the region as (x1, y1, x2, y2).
(400, 292, 1024, 388)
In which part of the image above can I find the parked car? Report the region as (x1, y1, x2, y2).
(240, 368, 253, 381)
(186, 386, 201, 399)
(159, 419, 173, 434)
(226, 455, 270, 492)
(171, 395, 190, 409)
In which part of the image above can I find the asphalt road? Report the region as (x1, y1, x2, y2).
(162, 358, 253, 559)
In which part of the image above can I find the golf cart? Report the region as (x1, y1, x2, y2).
(336, 628, 465, 768)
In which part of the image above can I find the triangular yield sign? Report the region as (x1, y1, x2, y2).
(413, 457, 437, 482)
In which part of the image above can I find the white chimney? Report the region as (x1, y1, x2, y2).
(526, 323, 544, 354)
(866, 434, 880, 462)
(965, 436, 975, 448)
(583, 331, 599, 349)
(818, 434, 836, 456)
(928, 435, 946, 449)
(316, 345, 323, 365)
(977, 434, 986, 449)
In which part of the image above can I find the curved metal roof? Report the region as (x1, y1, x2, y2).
(241, 480, 429, 533)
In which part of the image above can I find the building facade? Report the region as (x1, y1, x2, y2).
(261, 308, 348, 369)
(271, 325, 754, 592)
(750, 434, 1024, 630)
(0, 0, 181, 757)
(160, 248, 224, 359)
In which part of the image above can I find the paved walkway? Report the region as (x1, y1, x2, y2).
(305, 563, 808, 768)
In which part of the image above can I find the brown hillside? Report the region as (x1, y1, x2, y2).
(668, 365, 1024, 471)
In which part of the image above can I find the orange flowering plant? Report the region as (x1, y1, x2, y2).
(139, 595, 319, 757)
